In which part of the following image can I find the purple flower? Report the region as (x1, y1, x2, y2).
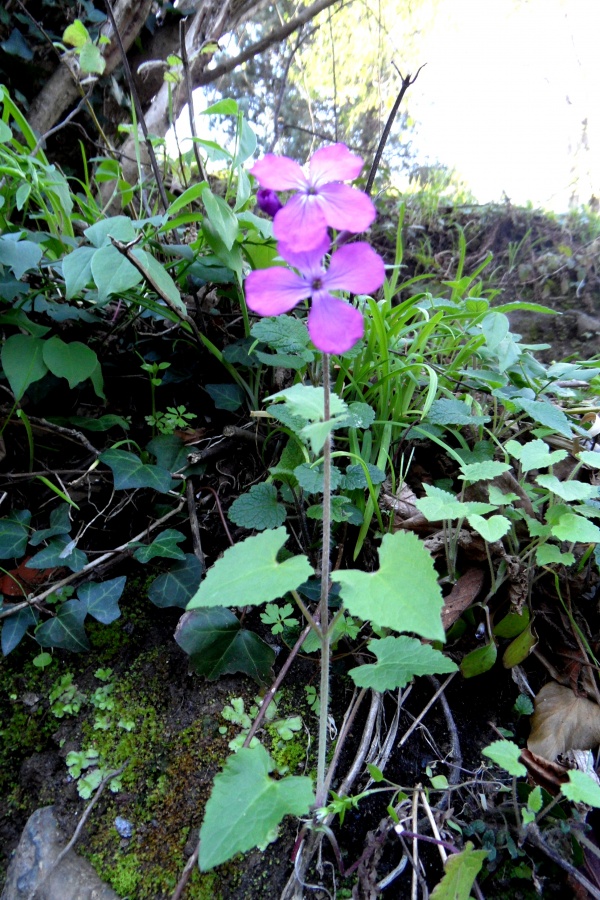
(245, 236, 385, 355)
(250, 143, 376, 251)
(256, 188, 283, 218)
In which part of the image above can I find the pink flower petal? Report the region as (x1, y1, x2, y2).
(245, 267, 308, 316)
(307, 291, 364, 354)
(309, 144, 364, 186)
(272, 194, 329, 250)
(323, 243, 385, 294)
(277, 235, 331, 275)
(317, 183, 376, 234)
(251, 155, 307, 191)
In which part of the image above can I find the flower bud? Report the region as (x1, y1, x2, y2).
(256, 188, 283, 218)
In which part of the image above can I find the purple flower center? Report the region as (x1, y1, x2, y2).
(311, 277, 323, 291)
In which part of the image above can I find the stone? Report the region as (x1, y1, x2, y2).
(1, 806, 119, 900)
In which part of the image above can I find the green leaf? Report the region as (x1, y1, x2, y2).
(27, 536, 88, 572)
(482, 739, 526, 776)
(536, 474, 599, 502)
(535, 544, 575, 566)
(186, 527, 313, 610)
(551, 514, 600, 543)
(36, 599, 90, 652)
(505, 438, 568, 472)
(1, 28, 33, 60)
(100, 449, 173, 493)
(29, 503, 71, 546)
(166, 181, 208, 216)
(266, 384, 347, 422)
(2, 334, 48, 400)
(42, 336, 99, 389)
(0, 509, 31, 559)
(2, 607, 38, 655)
(513, 398, 573, 438)
(576, 450, 600, 469)
(205, 383, 245, 412)
(349, 636, 457, 691)
(343, 463, 386, 490)
(338, 401, 376, 430)
(467, 514, 511, 542)
(84, 216, 137, 248)
(90, 245, 143, 302)
(294, 464, 344, 495)
(562, 770, 600, 807)
(332, 532, 445, 641)
(79, 41, 105, 75)
(78, 576, 126, 624)
(202, 188, 238, 250)
(415, 485, 495, 521)
(132, 529, 186, 563)
(481, 311, 509, 350)
(232, 118, 257, 166)
(198, 743, 314, 870)
(228, 483, 287, 530)
(493, 608, 530, 639)
(175, 607, 275, 683)
(460, 641, 497, 678)
(62, 246, 96, 299)
(146, 434, 188, 472)
(137, 251, 186, 313)
(0, 236, 42, 279)
(148, 555, 202, 609)
(201, 99, 239, 115)
(459, 461, 511, 482)
(62, 19, 89, 47)
(430, 842, 487, 900)
(426, 398, 490, 426)
(251, 316, 311, 354)
(61, 414, 129, 433)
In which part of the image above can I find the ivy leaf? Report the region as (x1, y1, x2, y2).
(2, 607, 38, 655)
(29, 503, 71, 546)
(228, 483, 287, 530)
(90, 244, 143, 302)
(146, 434, 188, 472)
(430, 842, 488, 900)
(349, 636, 457, 691)
(62, 246, 95, 299)
(100, 449, 173, 494)
(0, 509, 31, 559)
(536, 474, 599, 502)
(42, 336, 99, 389)
(415, 485, 495, 522)
(186, 527, 313, 610)
(0, 236, 42, 279)
(148, 555, 202, 608)
(84, 215, 137, 248)
(482, 739, 526, 777)
(205, 383, 245, 411)
(551, 514, 600, 543)
(505, 438, 568, 472)
(561, 770, 600, 807)
(175, 607, 275, 683)
(132, 529, 186, 563)
(426, 398, 490, 426)
(1, 334, 48, 401)
(78, 576, 126, 624)
(467, 514, 511, 542)
(333, 532, 445, 641)
(27, 536, 88, 572)
(35, 599, 90, 652)
(199, 743, 314, 870)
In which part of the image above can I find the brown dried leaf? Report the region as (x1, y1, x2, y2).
(441, 569, 485, 631)
(519, 747, 568, 794)
(528, 682, 600, 761)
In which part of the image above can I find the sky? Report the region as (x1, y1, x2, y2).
(405, 0, 600, 210)
(172, 0, 600, 213)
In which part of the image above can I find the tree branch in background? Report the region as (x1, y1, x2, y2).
(365, 63, 426, 196)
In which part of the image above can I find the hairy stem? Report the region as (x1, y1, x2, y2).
(316, 353, 332, 808)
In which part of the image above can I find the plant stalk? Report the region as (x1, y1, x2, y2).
(316, 353, 332, 808)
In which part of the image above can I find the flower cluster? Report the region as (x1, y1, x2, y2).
(246, 143, 385, 355)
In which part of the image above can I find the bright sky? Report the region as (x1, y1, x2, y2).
(407, 0, 600, 210)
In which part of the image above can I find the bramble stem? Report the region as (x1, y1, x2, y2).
(316, 353, 332, 808)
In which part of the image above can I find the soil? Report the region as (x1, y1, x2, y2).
(2, 198, 600, 899)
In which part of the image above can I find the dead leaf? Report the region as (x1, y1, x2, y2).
(441, 569, 485, 630)
(528, 682, 600, 761)
(519, 747, 568, 794)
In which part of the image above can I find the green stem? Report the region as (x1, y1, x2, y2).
(316, 353, 332, 808)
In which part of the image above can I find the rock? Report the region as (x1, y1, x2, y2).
(1, 806, 119, 900)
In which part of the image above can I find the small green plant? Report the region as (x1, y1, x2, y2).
(145, 405, 197, 435)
